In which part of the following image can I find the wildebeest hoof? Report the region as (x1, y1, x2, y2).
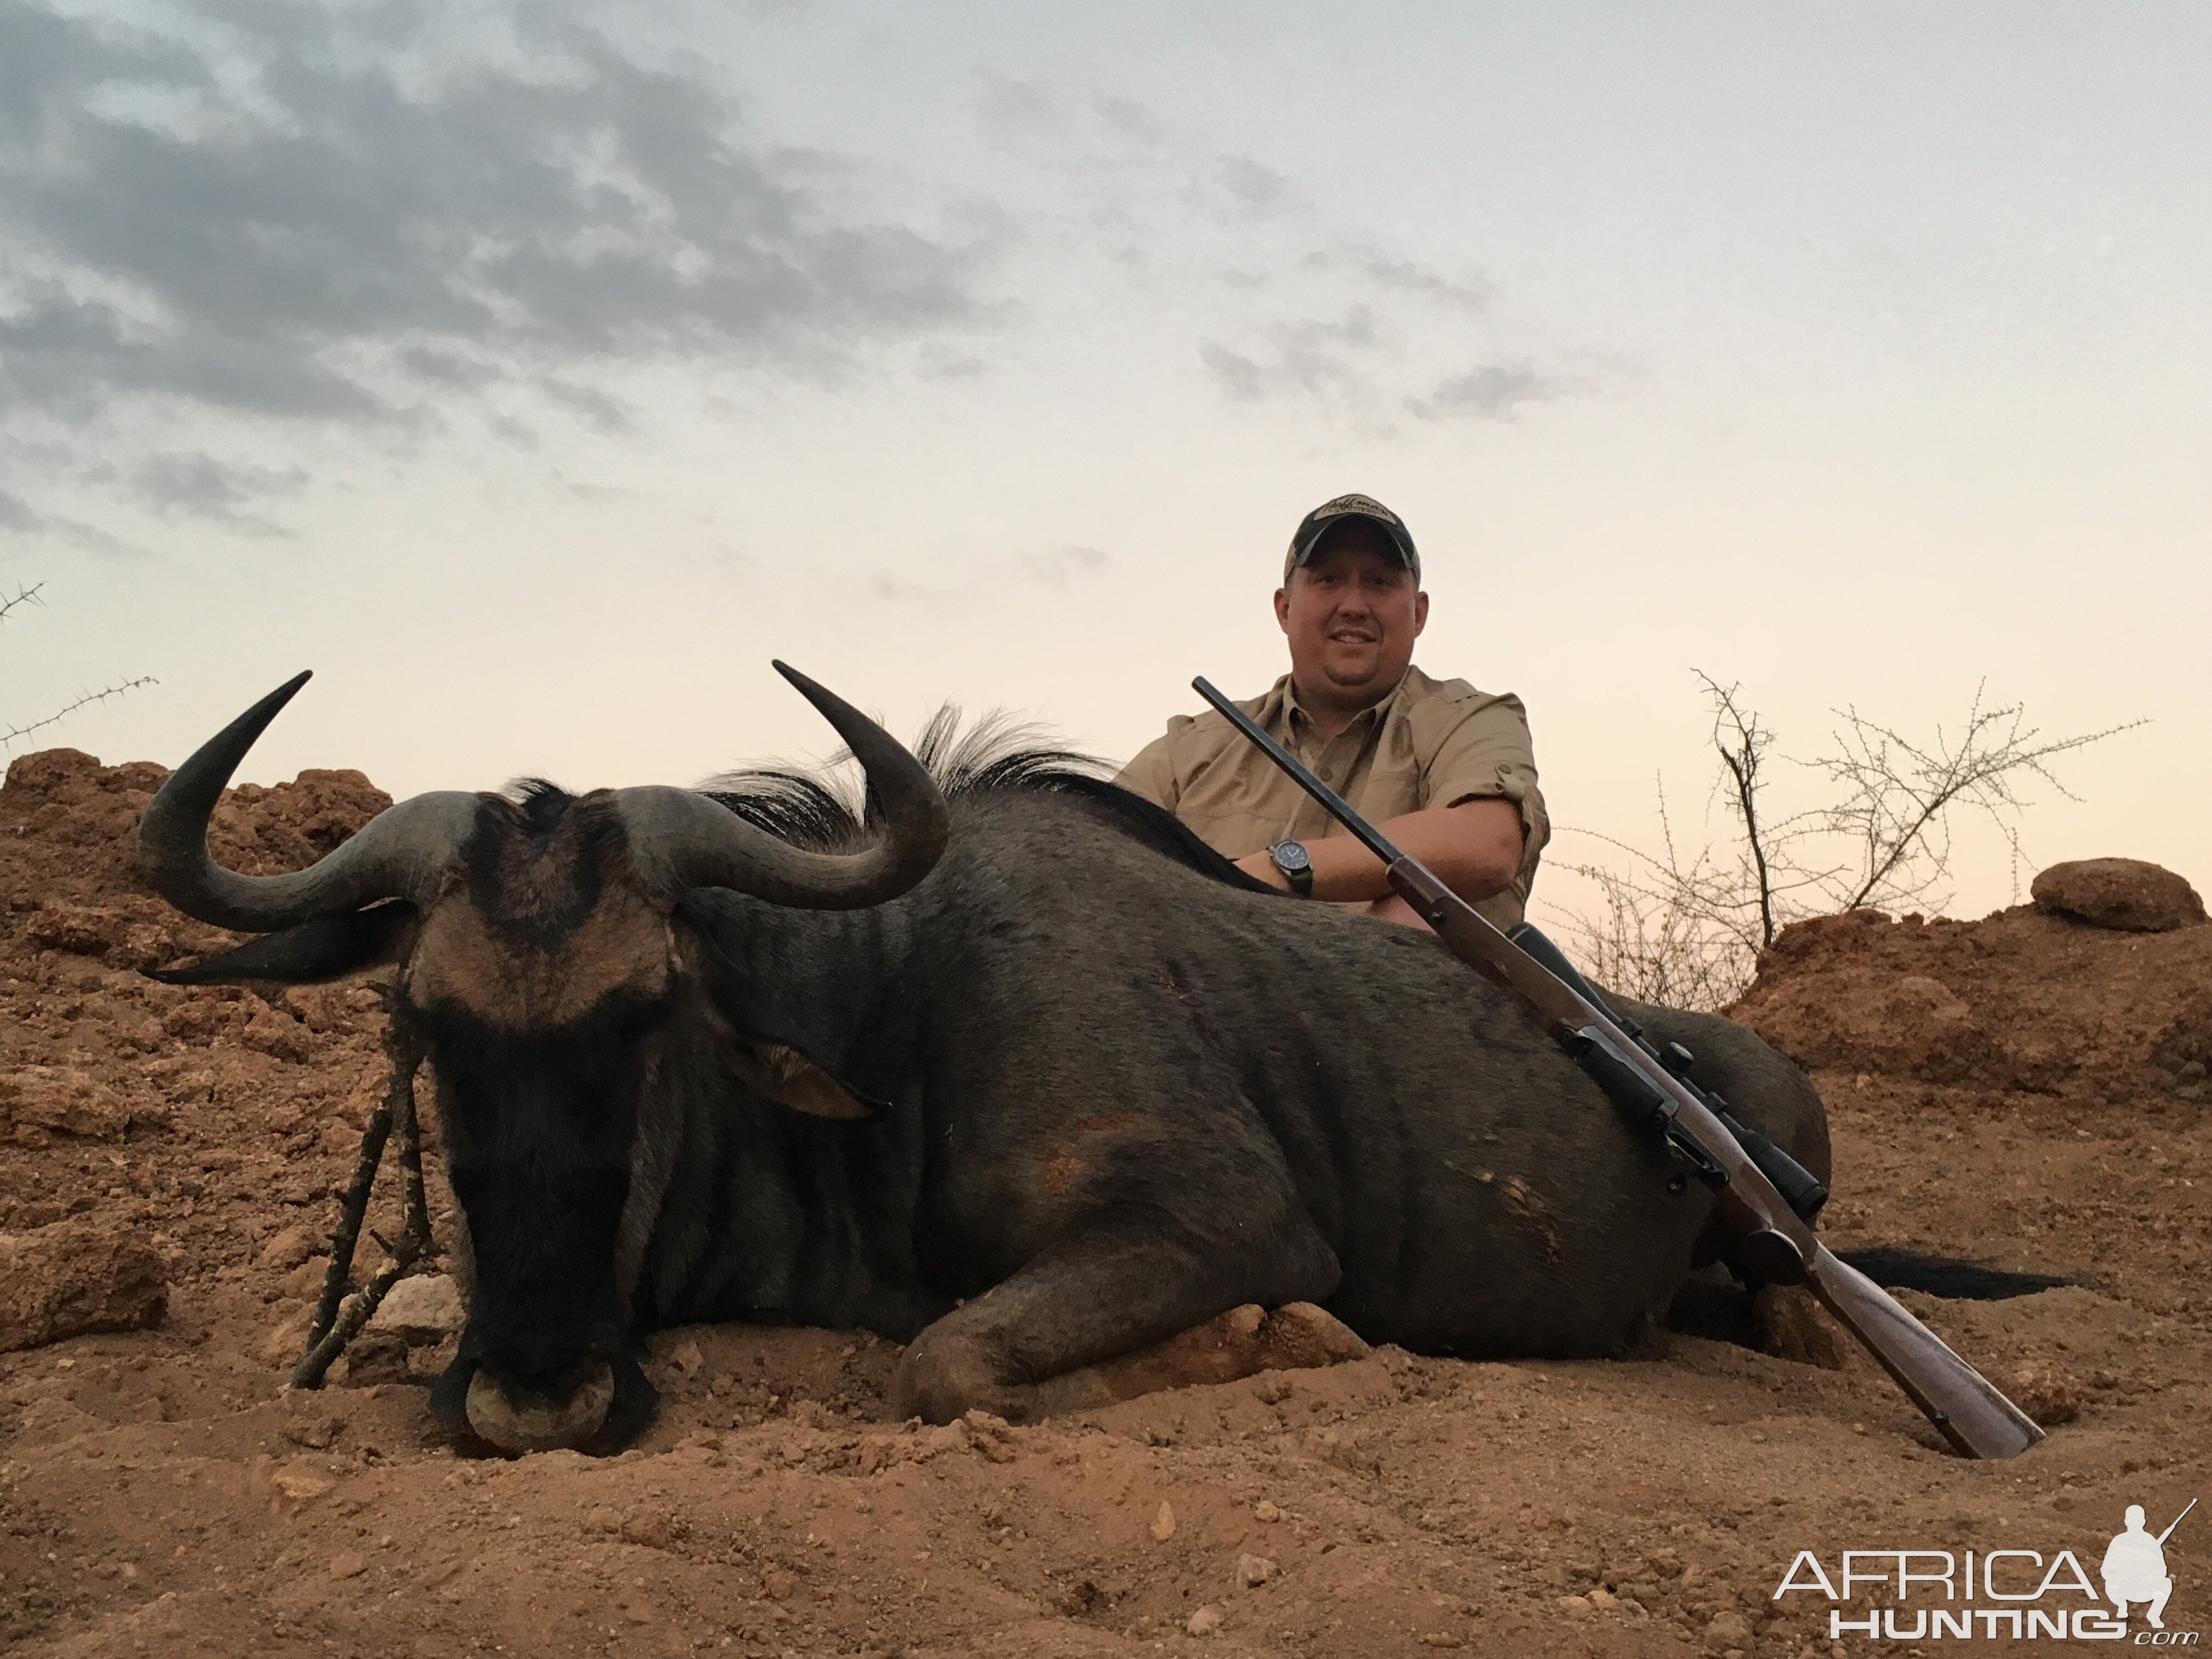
(1023, 1302, 1372, 1415)
(465, 1358, 616, 1453)
(891, 1331, 1005, 1425)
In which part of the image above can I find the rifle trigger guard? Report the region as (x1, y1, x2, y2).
(1662, 1122, 1726, 1185)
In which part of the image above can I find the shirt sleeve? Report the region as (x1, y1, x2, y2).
(1113, 723, 1186, 810)
(1420, 692, 1551, 867)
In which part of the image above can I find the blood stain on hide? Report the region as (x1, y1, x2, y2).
(1039, 1153, 1087, 1197)
(1155, 964, 1194, 1003)
(1500, 1174, 1562, 1261)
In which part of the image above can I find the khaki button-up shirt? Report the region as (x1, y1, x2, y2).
(1115, 664, 1550, 929)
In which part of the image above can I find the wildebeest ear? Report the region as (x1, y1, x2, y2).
(146, 902, 416, 986)
(725, 1038, 880, 1120)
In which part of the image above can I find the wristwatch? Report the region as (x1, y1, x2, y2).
(1267, 839, 1314, 898)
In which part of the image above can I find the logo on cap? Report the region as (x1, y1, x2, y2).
(1285, 493, 1420, 583)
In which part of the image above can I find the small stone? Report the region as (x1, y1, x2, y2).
(366, 1274, 465, 1345)
(1150, 1500, 1176, 1542)
(1237, 1553, 1277, 1588)
(0, 1217, 167, 1353)
(1254, 1500, 1280, 1522)
(1558, 1594, 1592, 1617)
(2001, 1361, 2085, 1426)
(1588, 1587, 1618, 1610)
(328, 1551, 368, 1579)
(2032, 858, 2207, 933)
(1706, 1609, 1753, 1644)
(256, 1226, 320, 1273)
(1186, 1604, 1223, 1637)
(270, 1467, 335, 1506)
(281, 1257, 331, 1301)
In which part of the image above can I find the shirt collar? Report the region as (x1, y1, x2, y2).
(1280, 667, 1415, 736)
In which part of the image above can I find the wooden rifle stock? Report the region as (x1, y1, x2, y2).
(1192, 676, 2045, 1460)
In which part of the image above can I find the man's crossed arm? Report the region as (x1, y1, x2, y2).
(1232, 797, 1525, 928)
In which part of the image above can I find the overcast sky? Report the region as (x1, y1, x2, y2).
(4, 1, 2208, 921)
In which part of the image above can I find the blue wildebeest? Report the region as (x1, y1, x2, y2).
(140, 667, 1851, 1454)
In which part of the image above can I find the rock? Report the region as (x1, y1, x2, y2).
(0, 1217, 167, 1352)
(1254, 1501, 1280, 1522)
(1705, 1609, 1753, 1644)
(257, 1226, 322, 1273)
(24, 902, 133, 958)
(328, 1551, 368, 1579)
(281, 1257, 332, 1300)
(2032, 859, 2206, 933)
(366, 1273, 465, 1345)
(1999, 1360, 2085, 1426)
(0, 1066, 136, 1142)
(1150, 1500, 1176, 1542)
(344, 1328, 411, 1386)
(269, 1466, 336, 1508)
(1558, 1594, 1592, 1617)
(1186, 1604, 1223, 1637)
(1237, 1553, 1278, 1588)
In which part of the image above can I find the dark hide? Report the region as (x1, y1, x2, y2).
(634, 773, 1841, 1426)
(158, 727, 2015, 1446)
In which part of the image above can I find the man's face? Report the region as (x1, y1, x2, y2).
(1274, 525, 1427, 697)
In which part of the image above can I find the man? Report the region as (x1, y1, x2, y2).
(1118, 493, 1548, 930)
(2101, 1504, 2180, 1629)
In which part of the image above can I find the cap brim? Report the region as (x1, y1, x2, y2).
(1286, 512, 1420, 577)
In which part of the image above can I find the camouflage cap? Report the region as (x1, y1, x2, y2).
(1283, 493, 1420, 584)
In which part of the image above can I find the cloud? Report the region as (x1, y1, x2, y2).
(976, 70, 1056, 134)
(871, 543, 1110, 603)
(1186, 154, 1298, 224)
(131, 451, 308, 530)
(1200, 307, 1387, 404)
(1404, 362, 1560, 421)
(1301, 244, 1493, 313)
(1014, 544, 1107, 586)
(0, 488, 39, 533)
(0, 3, 995, 448)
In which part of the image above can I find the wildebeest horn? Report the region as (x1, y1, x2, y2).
(611, 661, 950, 909)
(138, 672, 482, 932)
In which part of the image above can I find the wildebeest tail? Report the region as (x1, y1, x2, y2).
(1834, 1245, 2076, 1301)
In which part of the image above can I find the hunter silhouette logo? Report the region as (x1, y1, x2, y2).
(2106, 1500, 2193, 1630)
(1773, 1497, 2198, 1644)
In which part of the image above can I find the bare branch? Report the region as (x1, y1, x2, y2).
(0, 583, 47, 625)
(1549, 673, 2143, 1012)
(1, 676, 160, 751)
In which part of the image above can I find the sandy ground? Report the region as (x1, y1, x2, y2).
(1, 744, 2205, 1658)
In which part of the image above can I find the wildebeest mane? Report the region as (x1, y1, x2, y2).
(704, 707, 1275, 894)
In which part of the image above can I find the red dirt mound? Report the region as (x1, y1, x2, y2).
(1, 748, 2205, 1658)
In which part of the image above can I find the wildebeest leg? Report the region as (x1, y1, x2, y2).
(892, 1209, 1340, 1424)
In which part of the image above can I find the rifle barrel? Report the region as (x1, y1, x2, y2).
(2158, 1497, 2197, 1545)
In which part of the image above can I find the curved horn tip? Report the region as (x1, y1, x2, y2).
(770, 659, 825, 699)
(231, 669, 316, 730)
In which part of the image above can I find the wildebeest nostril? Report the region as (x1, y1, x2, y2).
(464, 1356, 616, 1454)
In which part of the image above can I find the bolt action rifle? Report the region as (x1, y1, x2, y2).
(1194, 675, 2045, 1460)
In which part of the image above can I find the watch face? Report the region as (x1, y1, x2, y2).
(1272, 840, 1312, 873)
